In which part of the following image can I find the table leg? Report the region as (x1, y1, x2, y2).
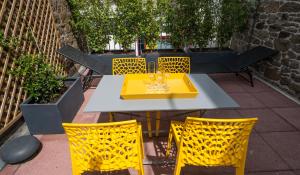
(199, 110, 207, 116)
(146, 112, 152, 137)
(109, 112, 114, 122)
(155, 111, 161, 137)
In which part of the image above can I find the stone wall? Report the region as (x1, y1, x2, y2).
(50, 0, 80, 75)
(231, 0, 300, 99)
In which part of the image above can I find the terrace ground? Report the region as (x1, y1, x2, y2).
(1, 73, 300, 175)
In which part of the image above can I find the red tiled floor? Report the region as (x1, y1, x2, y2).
(0, 165, 19, 175)
(294, 170, 300, 175)
(2, 75, 300, 175)
(213, 80, 247, 93)
(272, 107, 300, 130)
(13, 134, 71, 175)
(253, 92, 298, 108)
(203, 109, 240, 118)
(245, 133, 290, 172)
(229, 93, 266, 109)
(261, 132, 300, 170)
(247, 172, 296, 175)
(238, 109, 296, 132)
(72, 89, 100, 123)
(239, 80, 274, 93)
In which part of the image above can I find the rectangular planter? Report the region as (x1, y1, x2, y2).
(20, 77, 84, 135)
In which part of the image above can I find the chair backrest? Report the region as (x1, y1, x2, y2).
(112, 58, 147, 75)
(178, 117, 257, 167)
(63, 120, 143, 175)
(158, 57, 190, 73)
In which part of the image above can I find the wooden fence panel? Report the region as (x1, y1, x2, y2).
(0, 0, 67, 135)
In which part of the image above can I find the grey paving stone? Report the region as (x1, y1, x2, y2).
(238, 109, 296, 133)
(261, 132, 300, 170)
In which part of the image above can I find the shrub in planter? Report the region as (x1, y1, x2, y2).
(10, 54, 65, 103)
(10, 54, 84, 134)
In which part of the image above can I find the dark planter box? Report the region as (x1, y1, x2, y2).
(20, 78, 84, 135)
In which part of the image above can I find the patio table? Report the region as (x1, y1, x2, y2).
(84, 74, 239, 137)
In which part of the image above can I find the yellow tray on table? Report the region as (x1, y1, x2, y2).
(120, 73, 198, 99)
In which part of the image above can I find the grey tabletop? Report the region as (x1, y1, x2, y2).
(84, 74, 239, 113)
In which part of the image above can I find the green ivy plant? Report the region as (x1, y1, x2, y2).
(10, 54, 65, 104)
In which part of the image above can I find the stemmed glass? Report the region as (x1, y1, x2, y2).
(146, 61, 169, 93)
(146, 61, 156, 93)
(148, 61, 156, 81)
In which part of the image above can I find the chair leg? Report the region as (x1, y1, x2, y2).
(247, 70, 254, 87)
(236, 148, 247, 175)
(155, 111, 161, 137)
(146, 112, 152, 137)
(199, 110, 206, 116)
(173, 162, 182, 175)
(138, 167, 145, 175)
(109, 112, 114, 122)
(166, 127, 173, 157)
(235, 167, 245, 175)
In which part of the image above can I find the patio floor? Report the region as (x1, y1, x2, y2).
(1, 73, 300, 175)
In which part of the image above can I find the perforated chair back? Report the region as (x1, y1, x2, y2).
(158, 57, 190, 73)
(175, 117, 257, 175)
(63, 120, 144, 175)
(112, 58, 147, 75)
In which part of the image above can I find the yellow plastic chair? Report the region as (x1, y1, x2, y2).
(155, 56, 190, 136)
(112, 58, 147, 75)
(63, 120, 144, 175)
(158, 57, 190, 73)
(112, 57, 153, 137)
(166, 117, 257, 175)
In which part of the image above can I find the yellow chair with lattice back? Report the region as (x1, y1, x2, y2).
(63, 120, 144, 175)
(157, 57, 190, 73)
(112, 57, 147, 75)
(155, 57, 191, 137)
(111, 57, 153, 137)
(166, 117, 257, 175)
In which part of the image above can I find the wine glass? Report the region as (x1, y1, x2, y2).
(148, 61, 156, 82)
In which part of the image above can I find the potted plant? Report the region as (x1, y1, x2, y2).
(10, 54, 84, 134)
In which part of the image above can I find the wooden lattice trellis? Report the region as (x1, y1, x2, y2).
(0, 0, 68, 135)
